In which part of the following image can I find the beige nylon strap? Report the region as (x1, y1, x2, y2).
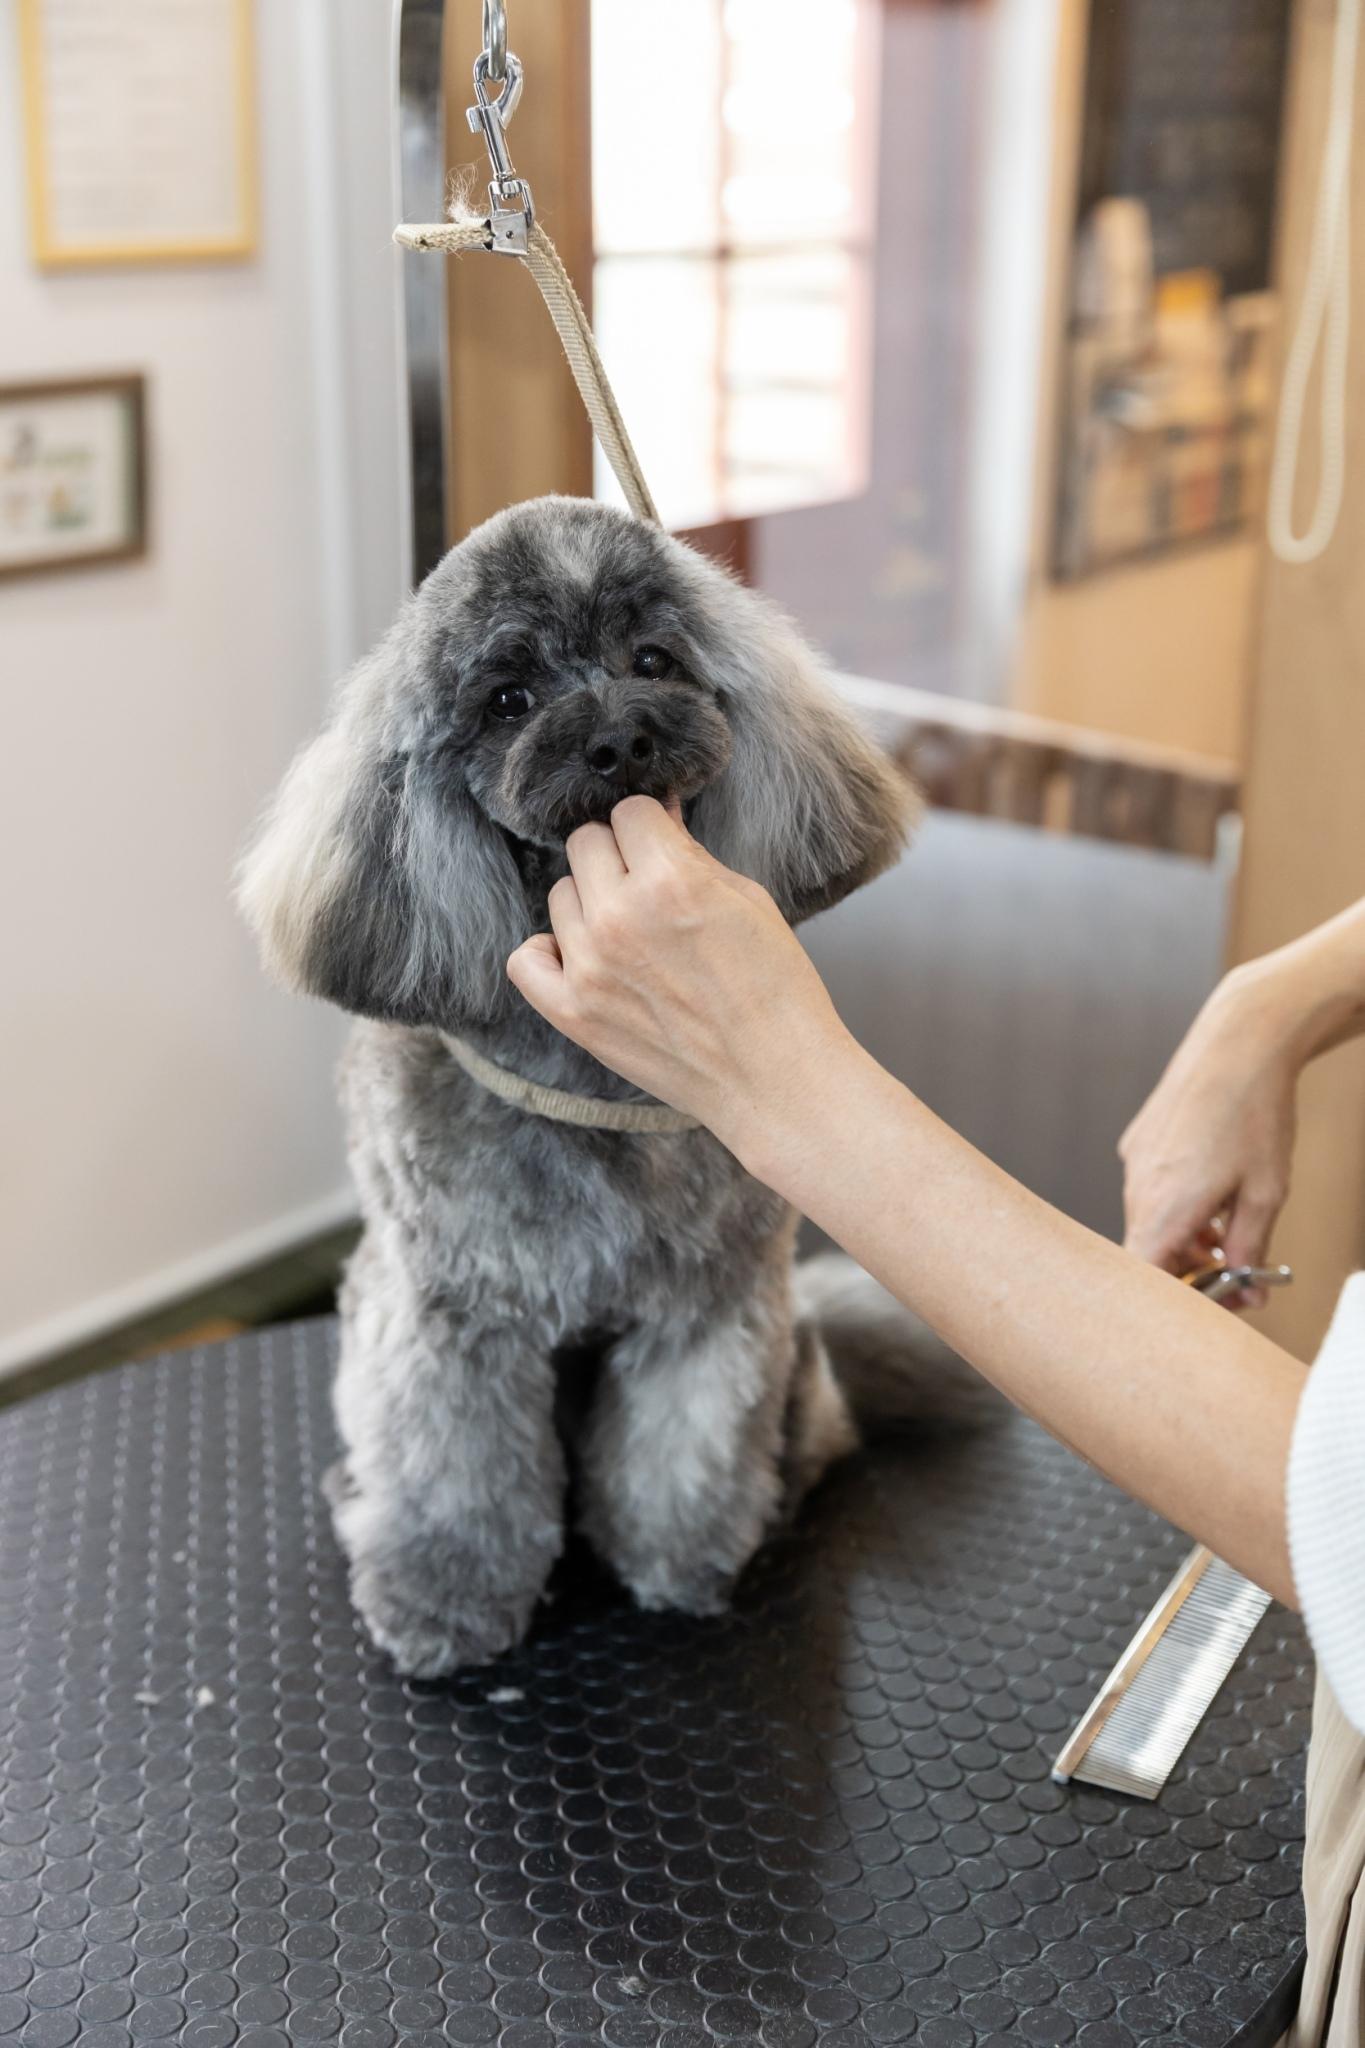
(394, 210, 660, 526)
(401, 208, 676, 1131)
(440, 1032, 699, 1134)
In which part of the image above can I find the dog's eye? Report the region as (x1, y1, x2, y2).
(632, 645, 675, 681)
(488, 685, 535, 721)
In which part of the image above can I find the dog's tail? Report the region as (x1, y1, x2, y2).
(796, 1252, 1005, 1432)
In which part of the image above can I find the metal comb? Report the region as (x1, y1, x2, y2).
(1051, 1258, 1291, 1799)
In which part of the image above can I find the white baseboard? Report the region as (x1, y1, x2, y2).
(0, 1187, 359, 1381)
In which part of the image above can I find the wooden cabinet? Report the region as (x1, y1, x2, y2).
(1231, 0, 1365, 1358)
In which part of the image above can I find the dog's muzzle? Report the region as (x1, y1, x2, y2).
(498, 678, 732, 840)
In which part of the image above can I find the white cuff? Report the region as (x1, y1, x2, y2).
(1287, 1271, 1365, 1736)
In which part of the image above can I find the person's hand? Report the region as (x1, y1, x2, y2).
(1119, 967, 1300, 1294)
(505, 796, 852, 1157)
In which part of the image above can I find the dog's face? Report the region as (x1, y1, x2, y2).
(448, 511, 734, 843)
(238, 497, 916, 1029)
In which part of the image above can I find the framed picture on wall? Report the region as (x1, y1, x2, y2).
(0, 376, 148, 580)
(18, 0, 257, 268)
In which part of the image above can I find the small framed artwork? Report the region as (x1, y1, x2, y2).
(18, 0, 257, 268)
(0, 375, 148, 580)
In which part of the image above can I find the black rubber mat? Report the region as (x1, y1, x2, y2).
(0, 1320, 1311, 2048)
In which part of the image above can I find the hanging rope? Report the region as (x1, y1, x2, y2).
(400, 201, 683, 1128)
(1266, 0, 1360, 566)
(394, 208, 659, 526)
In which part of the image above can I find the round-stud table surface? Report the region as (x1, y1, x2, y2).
(0, 1320, 1311, 2048)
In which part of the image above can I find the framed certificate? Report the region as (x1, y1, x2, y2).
(18, 0, 257, 268)
(0, 376, 148, 579)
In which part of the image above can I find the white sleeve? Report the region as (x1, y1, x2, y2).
(1287, 1271, 1365, 1735)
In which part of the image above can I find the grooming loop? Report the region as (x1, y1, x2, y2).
(395, 2, 660, 525)
(440, 1032, 699, 1133)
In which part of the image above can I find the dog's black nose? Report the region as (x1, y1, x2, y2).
(585, 720, 655, 786)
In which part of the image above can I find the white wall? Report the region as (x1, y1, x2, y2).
(962, 0, 1061, 702)
(0, 1, 405, 1370)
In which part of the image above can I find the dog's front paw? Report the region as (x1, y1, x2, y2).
(326, 1462, 562, 1678)
(623, 1559, 738, 1620)
(351, 1565, 534, 1678)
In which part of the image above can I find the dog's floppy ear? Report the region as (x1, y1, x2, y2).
(236, 604, 528, 1027)
(685, 572, 918, 922)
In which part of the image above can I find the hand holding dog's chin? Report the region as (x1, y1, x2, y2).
(505, 796, 856, 1177)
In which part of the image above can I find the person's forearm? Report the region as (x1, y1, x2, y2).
(1235, 895, 1365, 1068)
(736, 1040, 1307, 1606)
(504, 796, 1311, 1602)
(1118, 893, 1365, 1275)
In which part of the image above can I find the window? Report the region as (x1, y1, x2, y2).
(590, 0, 1001, 700)
(591, 0, 879, 529)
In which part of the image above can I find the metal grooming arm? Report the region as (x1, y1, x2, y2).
(395, 0, 450, 585)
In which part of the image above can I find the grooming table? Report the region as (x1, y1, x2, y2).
(0, 1323, 1310, 2047)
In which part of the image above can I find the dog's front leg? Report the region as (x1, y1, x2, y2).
(327, 1288, 565, 1678)
(577, 1298, 794, 1617)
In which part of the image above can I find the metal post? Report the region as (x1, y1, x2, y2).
(394, 0, 450, 586)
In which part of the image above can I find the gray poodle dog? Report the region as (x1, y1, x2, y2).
(239, 495, 968, 1678)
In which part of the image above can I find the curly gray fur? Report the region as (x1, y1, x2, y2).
(238, 496, 956, 1678)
